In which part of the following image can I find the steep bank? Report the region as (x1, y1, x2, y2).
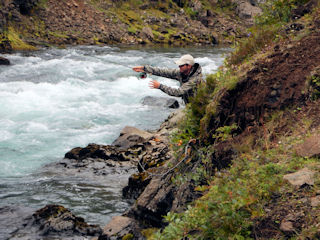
(0, 0, 261, 52)
(64, 1, 320, 239)
(60, 2, 320, 237)
(150, 1, 320, 239)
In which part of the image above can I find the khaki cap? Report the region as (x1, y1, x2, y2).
(175, 54, 195, 66)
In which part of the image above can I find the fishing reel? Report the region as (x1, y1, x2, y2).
(138, 72, 147, 79)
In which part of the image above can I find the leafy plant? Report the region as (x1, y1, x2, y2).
(212, 123, 238, 141)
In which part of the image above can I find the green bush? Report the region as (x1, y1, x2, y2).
(229, 0, 313, 65)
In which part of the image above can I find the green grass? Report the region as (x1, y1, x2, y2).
(150, 1, 320, 239)
(7, 27, 37, 50)
(152, 108, 320, 239)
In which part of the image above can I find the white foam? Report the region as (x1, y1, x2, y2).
(0, 46, 227, 177)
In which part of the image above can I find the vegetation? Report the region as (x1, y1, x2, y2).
(6, 27, 37, 50)
(230, 0, 312, 65)
(151, 0, 320, 239)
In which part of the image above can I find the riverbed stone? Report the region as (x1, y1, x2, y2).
(0, 56, 10, 65)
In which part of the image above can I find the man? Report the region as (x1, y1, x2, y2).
(133, 54, 203, 104)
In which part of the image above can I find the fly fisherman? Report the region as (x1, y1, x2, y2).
(133, 54, 203, 104)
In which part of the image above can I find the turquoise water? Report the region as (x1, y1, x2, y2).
(0, 46, 229, 231)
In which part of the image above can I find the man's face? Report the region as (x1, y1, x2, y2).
(179, 64, 192, 75)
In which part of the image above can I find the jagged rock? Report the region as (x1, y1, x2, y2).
(99, 216, 142, 240)
(126, 174, 176, 227)
(122, 172, 152, 199)
(0, 56, 10, 65)
(235, 1, 262, 20)
(158, 109, 185, 134)
(122, 136, 171, 199)
(141, 96, 180, 109)
(112, 126, 153, 150)
(295, 134, 320, 158)
(0, 206, 34, 240)
(65, 143, 127, 161)
(10, 204, 102, 238)
(283, 167, 315, 187)
(32, 205, 102, 236)
(124, 149, 203, 227)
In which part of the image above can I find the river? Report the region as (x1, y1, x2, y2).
(0, 45, 229, 238)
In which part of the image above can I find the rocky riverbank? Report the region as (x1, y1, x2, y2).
(0, 0, 262, 52)
(2, 107, 185, 239)
(63, 109, 190, 239)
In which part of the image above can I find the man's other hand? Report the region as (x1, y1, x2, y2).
(149, 80, 160, 89)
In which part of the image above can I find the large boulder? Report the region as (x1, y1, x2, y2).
(0, 56, 10, 65)
(112, 126, 153, 150)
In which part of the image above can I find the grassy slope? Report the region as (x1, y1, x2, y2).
(150, 1, 320, 239)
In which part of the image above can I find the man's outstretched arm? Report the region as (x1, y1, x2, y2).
(133, 65, 180, 81)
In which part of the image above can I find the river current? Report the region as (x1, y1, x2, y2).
(0, 45, 229, 237)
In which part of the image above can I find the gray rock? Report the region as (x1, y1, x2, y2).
(8, 205, 102, 239)
(99, 216, 142, 240)
(283, 167, 315, 187)
(0, 206, 34, 240)
(112, 126, 153, 150)
(295, 134, 320, 158)
(0, 56, 10, 65)
(158, 109, 185, 135)
(235, 1, 262, 21)
(141, 96, 180, 109)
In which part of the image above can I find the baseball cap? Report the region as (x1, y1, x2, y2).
(175, 54, 195, 66)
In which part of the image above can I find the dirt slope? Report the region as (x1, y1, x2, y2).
(201, 21, 320, 141)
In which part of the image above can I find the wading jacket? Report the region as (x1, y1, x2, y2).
(144, 63, 203, 104)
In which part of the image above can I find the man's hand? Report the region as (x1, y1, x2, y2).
(149, 80, 160, 89)
(133, 66, 144, 72)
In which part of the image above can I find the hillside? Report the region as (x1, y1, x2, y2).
(0, 0, 261, 52)
(91, 0, 320, 239)
(149, 0, 320, 239)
